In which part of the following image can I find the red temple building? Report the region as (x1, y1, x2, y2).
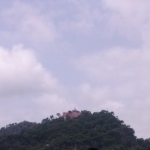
(63, 109, 81, 120)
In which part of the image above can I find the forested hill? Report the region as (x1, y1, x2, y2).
(0, 121, 37, 136)
(0, 110, 150, 150)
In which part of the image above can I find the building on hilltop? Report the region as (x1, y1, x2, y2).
(63, 109, 81, 120)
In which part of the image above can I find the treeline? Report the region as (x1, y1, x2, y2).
(0, 121, 37, 135)
(0, 110, 149, 150)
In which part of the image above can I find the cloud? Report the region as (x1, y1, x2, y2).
(0, 45, 59, 96)
(72, 1, 150, 138)
(73, 1, 150, 137)
(102, 0, 150, 42)
(75, 44, 150, 138)
(0, 45, 74, 126)
(0, 1, 59, 45)
(77, 83, 124, 112)
(0, 0, 150, 139)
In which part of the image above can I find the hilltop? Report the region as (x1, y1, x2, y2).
(0, 110, 149, 150)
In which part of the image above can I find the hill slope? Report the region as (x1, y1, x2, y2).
(0, 110, 149, 150)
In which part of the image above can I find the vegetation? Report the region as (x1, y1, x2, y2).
(0, 110, 149, 150)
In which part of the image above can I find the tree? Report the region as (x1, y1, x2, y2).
(50, 115, 54, 120)
(81, 110, 91, 116)
(41, 118, 49, 124)
(56, 113, 61, 118)
(0, 110, 148, 150)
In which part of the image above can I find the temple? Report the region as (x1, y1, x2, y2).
(63, 109, 81, 120)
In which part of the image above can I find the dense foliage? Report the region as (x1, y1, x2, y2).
(0, 121, 37, 136)
(0, 110, 149, 150)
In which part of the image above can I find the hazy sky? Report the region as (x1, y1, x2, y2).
(0, 0, 150, 138)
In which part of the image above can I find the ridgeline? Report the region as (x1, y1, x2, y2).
(0, 110, 149, 150)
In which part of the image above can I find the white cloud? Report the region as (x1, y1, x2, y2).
(0, 1, 59, 45)
(76, 45, 150, 138)
(77, 83, 123, 112)
(0, 45, 59, 96)
(102, 0, 150, 41)
(0, 0, 150, 139)
(72, 0, 150, 138)
(0, 45, 74, 126)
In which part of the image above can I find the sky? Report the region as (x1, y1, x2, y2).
(0, 0, 150, 138)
